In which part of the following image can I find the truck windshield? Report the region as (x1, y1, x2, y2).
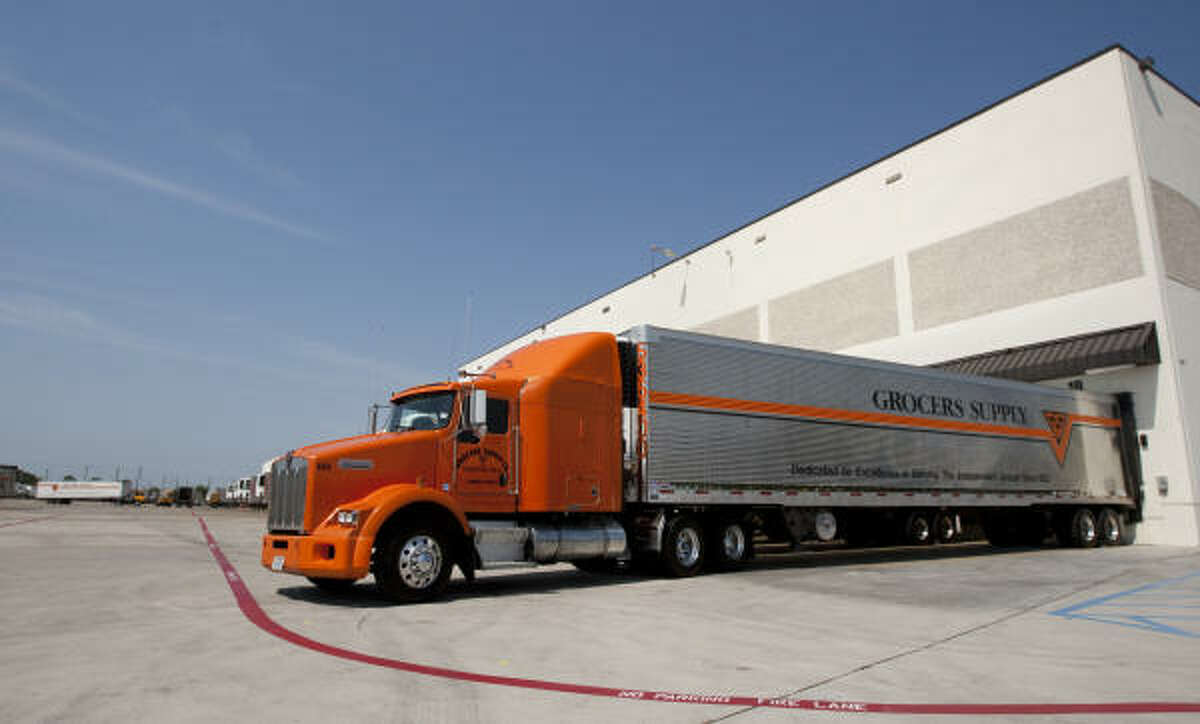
(387, 391, 456, 432)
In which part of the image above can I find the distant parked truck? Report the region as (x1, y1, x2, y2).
(254, 461, 272, 508)
(261, 326, 1143, 602)
(37, 480, 131, 503)
(175, 486, 194, 507)
(226, 477, 253, 505)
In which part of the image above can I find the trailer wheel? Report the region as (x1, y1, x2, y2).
(933, 512, 957, 544)
(709, 519, 753, 569)
(1097, 508, 1124, 546)
(903, 512, 933, 545)
(373, 523, 453, 603)
(814, 510, 838, 542)
(306, 576, 356, 593)
(1067, 508, 1099, 548)
(1120, 519, 1138, 546)
(661, 515, 705, 577)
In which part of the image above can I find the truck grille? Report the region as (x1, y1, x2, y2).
(267, 456, 308, 533)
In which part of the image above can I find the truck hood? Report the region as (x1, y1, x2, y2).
(291, 433, 392, 461)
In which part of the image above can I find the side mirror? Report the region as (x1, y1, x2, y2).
(469, 389, 487, 428)
(463, 388, 487, 439)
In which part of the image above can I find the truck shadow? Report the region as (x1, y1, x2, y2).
(274, 566, 650, 607)
(275, 541, 1045, 607)
(739, 540, 1038, 572)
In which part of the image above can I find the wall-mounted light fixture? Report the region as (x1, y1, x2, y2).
(885, 172, 903, 185)
(650, 244, 677, 275)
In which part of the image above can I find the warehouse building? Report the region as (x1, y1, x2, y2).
(0, 465, 17, 497)
(466, 45, 1200, 547)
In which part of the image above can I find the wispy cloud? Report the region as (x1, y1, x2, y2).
(158, 106, 304, 191)
(0, 66, 98, 128)
(0, 127, 329, 243)
(213, 129, 303, 189)
(0, 291, 422, 389)
(0, 291, 170, 357)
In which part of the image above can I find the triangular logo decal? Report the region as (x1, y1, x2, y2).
(1044, 411, 1073, 465)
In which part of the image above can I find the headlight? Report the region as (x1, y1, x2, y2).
(335, 510, 359, 526)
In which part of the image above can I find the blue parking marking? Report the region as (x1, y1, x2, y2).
(1050, 571, 1200, 638)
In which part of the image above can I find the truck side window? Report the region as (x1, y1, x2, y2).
(486, 399, 509, 435)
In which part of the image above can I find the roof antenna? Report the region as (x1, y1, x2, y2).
(450, 293, 474, 379)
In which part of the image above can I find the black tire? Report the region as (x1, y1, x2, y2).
(373, 523, 454, 603)
(1068, 508, 1099, 548)
(1097, 508, 1125, 546)
(903, 512, 933, 545)
(709, 519, 754, 569)
(933, 511, 957, 544)
(661, 515, 705, 577)
(306, 576, 357, 593)
(1120, 519, 1138, 546)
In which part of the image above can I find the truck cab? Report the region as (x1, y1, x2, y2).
(261, 332, 627, 601)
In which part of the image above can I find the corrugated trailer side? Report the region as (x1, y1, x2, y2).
(620, 326, 1140, 554)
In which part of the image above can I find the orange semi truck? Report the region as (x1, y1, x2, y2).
(262, 326, 1142, 602)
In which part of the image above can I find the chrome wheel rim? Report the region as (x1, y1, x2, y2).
(722, 524, 746, 561)
(1079, 515, 1097, 544)
(815, 511, 837, 542)
(935, 515, 954, 542)
(1100, 512, 1121, 543)
(398, 535, 442, 590)
(910, 516, 930, 543)
(675, 527, 701, 568)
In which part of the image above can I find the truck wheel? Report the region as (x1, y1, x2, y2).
(373, 523, 453, 603)
(933, 512, 957, 544)
(306, 576, 356, 593)
(661, 515, 705, 577)
(709, 519, 753, 569)
(814, 510, 838, 542)
(1097, 508, 1124, 546)
(903, 512, 933, 545)
(1120, 520, 1138, 545)
(1068, 508, 1099, 548)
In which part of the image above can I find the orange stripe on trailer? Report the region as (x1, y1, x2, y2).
(648, 390, 1120, 465)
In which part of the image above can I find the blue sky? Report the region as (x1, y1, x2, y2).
(3, 1, 1199, 486)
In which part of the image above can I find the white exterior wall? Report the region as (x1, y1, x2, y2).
(1122, 56, 1200, 545)
(467, 48, 1199, 545)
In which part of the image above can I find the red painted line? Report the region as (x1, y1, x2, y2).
(196, 516, 1200, 716)
(0, 514, 62, 529)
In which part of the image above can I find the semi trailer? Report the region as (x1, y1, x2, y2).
(37, 480, 131, 503)
(261, 326, 1142, 602)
